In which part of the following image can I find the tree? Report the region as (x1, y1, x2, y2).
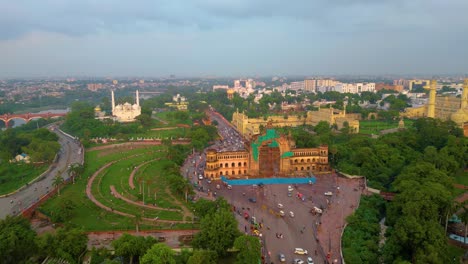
(52, 197, 76, 222)
(384, 162, 453, 263)
(37, 227, 88, 263)
(52, 172, 64, 196)
(192, 208, 242, 256)
(141, 243, 176, 264)
(67, 163, 84, 184)
(187, 250, 217, 264)
(233, 235, 261, 264)
(134, 213, 142, 233)
(0, 216, 37, 264)
(112, 234, 156, 264)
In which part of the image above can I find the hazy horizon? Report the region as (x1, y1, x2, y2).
(1, 0, 468, 78)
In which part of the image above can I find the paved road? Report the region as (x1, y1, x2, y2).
(0, 126, 83, 219)
(182, 109, 363, 264)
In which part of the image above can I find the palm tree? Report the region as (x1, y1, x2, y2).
(52, 172, 64, 196)
(67, 163, 84, 184)
(134, 213, 142, 233)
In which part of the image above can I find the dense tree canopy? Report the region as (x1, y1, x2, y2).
(192, 207, 241, 256)
(141, 243, 176, 264)
(233, 235, 262, 264)
(0, 216, 37, 264)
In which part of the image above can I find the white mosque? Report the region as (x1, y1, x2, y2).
(111, 90, 141, 122)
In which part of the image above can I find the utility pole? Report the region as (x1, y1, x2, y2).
(142, 180, 145, 205)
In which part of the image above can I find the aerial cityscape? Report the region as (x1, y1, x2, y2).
(0, 1, 467, 264)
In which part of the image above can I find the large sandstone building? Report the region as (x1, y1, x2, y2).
(204, 129, 330, 180)
(402, 79, 468, 136)
(232, 107, 360, 139)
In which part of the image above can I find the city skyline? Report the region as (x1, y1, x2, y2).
(1, 0, 468, 78)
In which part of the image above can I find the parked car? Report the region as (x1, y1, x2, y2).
(227, 185, 232, 190)
(216, 184, 221, 190)
(306, 257, 314, 264)
(198, 175, 204, 180)
(312, 206, 323, 214)
(293, 259, 304, 264)
(288, 185, 294, 192)
(324, 191, 333, 196)
(278, 253, 286, 262)
(277, 203, 284, 209)
(248, 197, 257, 203)
(279, 210, 285, 217)
(288, 191, 292, 197)
(289, 211, 295, 218)
(294, 248, 308, 255)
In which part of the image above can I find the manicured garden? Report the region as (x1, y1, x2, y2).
(40, 145, 194, 231)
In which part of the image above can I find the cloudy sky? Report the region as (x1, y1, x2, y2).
(0, 0, 467, 78)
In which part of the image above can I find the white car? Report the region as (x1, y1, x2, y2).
(277, 203, 284, 209)
(294, 248, 308, 255)
(289, 211, 295, 218)
(307, 257, 314, 264)
(288, 185, 294, 192)
(279, 210, 285, 217)
(198, 175, 204, 180)
(278, 253, 286, 262)
(293, 259, 305, 264)
(324, 191, 333, 196)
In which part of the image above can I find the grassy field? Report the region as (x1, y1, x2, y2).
(153, 111, 192, 127)
(359, 119, 414, 135)
(40, 145, 193, 231)
(447, 244, 465, 263)
(0, 163, 49, 195)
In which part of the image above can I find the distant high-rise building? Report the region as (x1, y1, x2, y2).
(289, 81, 305, 91)
(304, 79, 316, 92)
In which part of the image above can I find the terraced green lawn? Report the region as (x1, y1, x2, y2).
(40, 145, 192, 231)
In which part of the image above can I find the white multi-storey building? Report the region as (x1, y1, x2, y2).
(289, 81, 305, 91)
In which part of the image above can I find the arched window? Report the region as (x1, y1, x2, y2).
(301, 167, 304, 171)
(238, 170, 241, 174)
(232, 171, 235, 175)
(301, 159, 304, 163)
(225, 163, 229, 168)
(307, 166, 310, 171)
(244, 162, 247, 166)
(238, 162, 241, 166)
(220, 163, 223, 168)
(220, 171, 223, 175)
(307, 159, 310, 162)
(232, 162, 235, 167)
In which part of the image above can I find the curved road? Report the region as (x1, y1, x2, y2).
(0, 126, 83, 219)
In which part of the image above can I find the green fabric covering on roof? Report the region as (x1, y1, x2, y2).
(281, 151, 293, 158)
(268, 140, 279, 147)
(251, 129, 281, 161)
